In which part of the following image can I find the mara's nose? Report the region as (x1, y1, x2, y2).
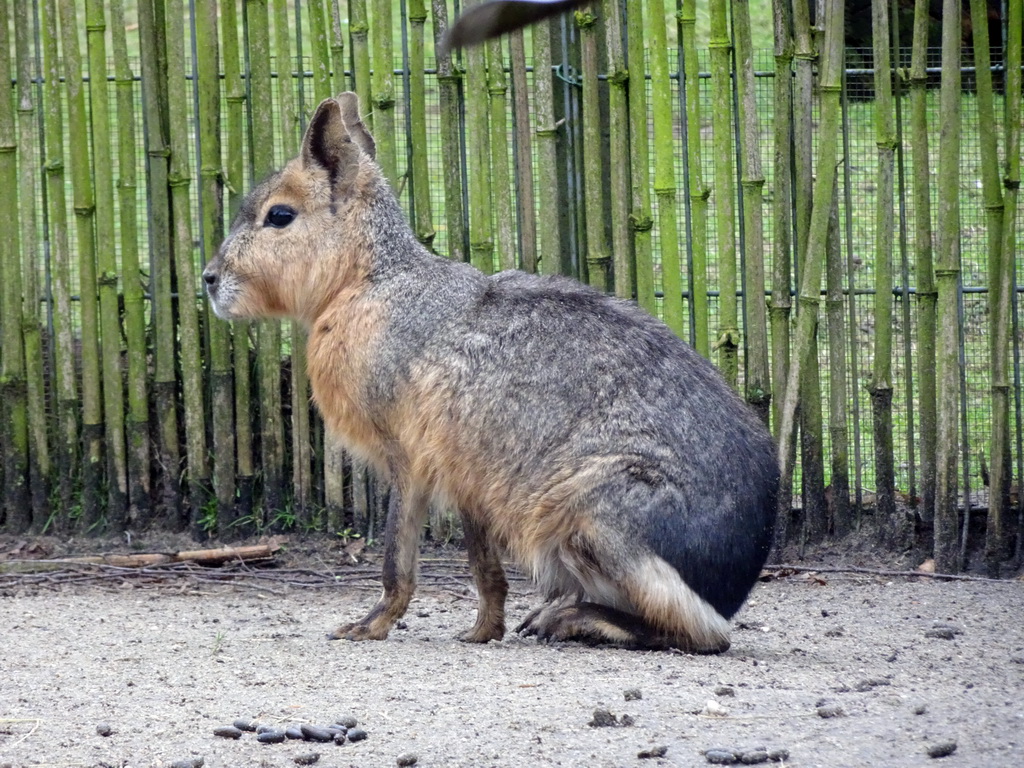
(202, 268, 218, 289)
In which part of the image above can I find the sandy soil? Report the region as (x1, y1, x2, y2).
(1, 540, 1023, 768)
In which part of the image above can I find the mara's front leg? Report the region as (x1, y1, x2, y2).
(458, 512, 508, 643)
(330, 484, 428, 641)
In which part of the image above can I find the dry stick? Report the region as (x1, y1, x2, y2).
(869, 0, 898, 545)
(764, 563, 1014, 583)
(12, 0, 49, 526)
(909, 0, 936, 527)
(110, 0, 152, 527)
(933, 0, 962, 574)
(0, 0, 30, 533)
(969, 0, 1010, 577)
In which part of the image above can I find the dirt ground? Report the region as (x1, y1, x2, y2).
(1, 536, 1023, 768)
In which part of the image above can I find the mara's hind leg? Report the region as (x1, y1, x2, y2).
(518, 527, 732, 653)
(330, 484, 428, 641)
(458, 512, 508, 643)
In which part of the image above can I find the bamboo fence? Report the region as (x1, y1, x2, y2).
(0, 0, 1021, 574)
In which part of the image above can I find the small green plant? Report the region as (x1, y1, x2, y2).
(211, 630, 226, 656)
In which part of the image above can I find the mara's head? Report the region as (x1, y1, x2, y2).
(203, 92, 379, 325)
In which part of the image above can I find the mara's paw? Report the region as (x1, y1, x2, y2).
(328, 620, 391, 642)
(457, 621, 505, 644)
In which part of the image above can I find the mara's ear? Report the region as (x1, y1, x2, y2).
(336, 92, 376, 160)
(301, 97, 362, 189)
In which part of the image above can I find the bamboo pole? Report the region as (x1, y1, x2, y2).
(534, 21, 562, 276)
(933, 0, 962, 573)
(57, 0, 104, 531)
(869, 0, 898, 543)
(488, 38, 516, 273)
(275, 0, 314, 527)
(509, 28, 537, 273)
(0, 0, 30, 532)
(647, 0, 682, 329)
(12, 0, 49, 524)
(196, 0, 235, 534)
(679, 0, 708, 351)
(110, 0, 151, 526)
(625, 0, 654, 309)
(1001, 0, 1022, 570)
(309, 0, 332, 100)
(40, 0, 79, 524)
(465, 6, 493, 274)
(223, 0, 254, 532)
(409, 0, 436, 250)
(370, 0, 397, 185)
(165, 0, 211, 532)
(85, 0, 129, 530)
(328, 0, 346, 93)
(825, 180, 852, 537)
(908, 0, 935, 528)
(431, 0, 466, 264)
(790, 0, 827, 542)
(708, 0, 738, 385)
(575, 6, 609, 290)
(776, 0, 845, 524)
(733, 0, 769, 423)
(769, 0, 792, 432)
(600, 0, 630, 295)
(139, 0, 182, 524)
(350, 0, 372, 111)
(247, 0, 286, 525)
(969, 0, 1009, 575)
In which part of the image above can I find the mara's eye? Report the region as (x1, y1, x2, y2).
(264, 204, 297, 228)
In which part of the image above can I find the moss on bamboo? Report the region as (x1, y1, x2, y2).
(488, 38, 516, 273)
(370, 0, 396, 185)
(431, 0, 466, 264)
(509, 29, 537, 273)
(409, 0, 436, 251)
